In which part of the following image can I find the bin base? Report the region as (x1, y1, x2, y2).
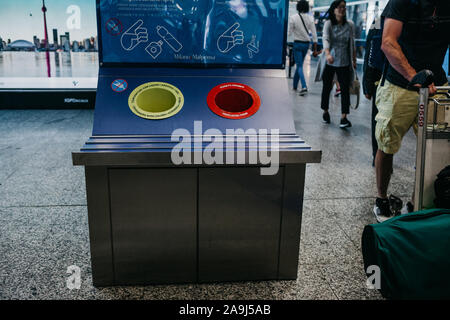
(84, 164, 306, 286)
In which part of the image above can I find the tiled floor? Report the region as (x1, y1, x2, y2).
(0, 58, 418, 300)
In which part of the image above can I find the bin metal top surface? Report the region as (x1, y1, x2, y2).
(92, 68, 297, 136)
(73, 132, 321, 166)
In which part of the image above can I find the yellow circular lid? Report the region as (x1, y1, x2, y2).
(128, 82, 184, 120)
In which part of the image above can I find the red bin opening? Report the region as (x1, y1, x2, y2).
(214, 89, 254, 113)
(207, 83, 260, 119)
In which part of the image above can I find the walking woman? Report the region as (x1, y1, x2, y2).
(320, 0, 356, 128)
(288, 0, 318, 96)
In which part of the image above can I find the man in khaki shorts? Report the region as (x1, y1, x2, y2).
(373, 0, 450, 222)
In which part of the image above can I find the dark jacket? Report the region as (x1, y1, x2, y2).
(362, 17, 383, 97)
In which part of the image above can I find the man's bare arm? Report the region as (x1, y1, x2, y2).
(382, 17, 436, 94)
(381, 18, 416, 82)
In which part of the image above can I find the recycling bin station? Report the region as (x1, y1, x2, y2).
(72, 0, 321, 286)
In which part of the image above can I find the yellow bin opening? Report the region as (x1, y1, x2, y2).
(128, 82, 184, 120)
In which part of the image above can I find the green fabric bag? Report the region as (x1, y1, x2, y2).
(362, 208, 450, 300)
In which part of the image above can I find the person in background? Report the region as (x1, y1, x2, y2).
(288, 0, 319, 96)
(362, 16, 383, 167)
(320, 0, 356, 128)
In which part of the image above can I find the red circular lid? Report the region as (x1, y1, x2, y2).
(207, 82, 260, 119)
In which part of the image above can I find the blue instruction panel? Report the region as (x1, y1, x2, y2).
(99, 0, 287, 66)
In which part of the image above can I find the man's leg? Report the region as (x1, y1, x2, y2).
(373, 80, 419, 221)
(374, 149, 395, 221)
(375, 149, 393, 199)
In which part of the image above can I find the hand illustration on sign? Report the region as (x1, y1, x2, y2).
(120, 20, 148, 51)
(217, 22, 244, 53)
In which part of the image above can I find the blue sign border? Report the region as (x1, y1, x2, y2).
(96, 0, 288, 69)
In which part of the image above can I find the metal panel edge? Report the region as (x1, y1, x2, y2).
(277, 164, 305, 279)
(84, 166, 115, 286)
(72, 150, 322, 166)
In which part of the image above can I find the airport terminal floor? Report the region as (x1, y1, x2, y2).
(0, 56, 418, 300)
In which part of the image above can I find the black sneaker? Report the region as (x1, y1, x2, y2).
(400, 201, 414, 215)
(339, 117, 352, 128)
(299, 88, 308, 96)
(389, 194, 403, 216)
(373, 197, 393, 223)
(322, 112, 330, 124)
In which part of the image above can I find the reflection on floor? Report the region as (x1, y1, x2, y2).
(0, 58, 418, 300)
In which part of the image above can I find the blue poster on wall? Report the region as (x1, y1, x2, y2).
(99, 0, 287, 66)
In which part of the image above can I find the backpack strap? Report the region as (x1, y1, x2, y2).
(379, 16, 388, 87)
(380, 58, 388, 86)
(298, 13, 309, 36)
